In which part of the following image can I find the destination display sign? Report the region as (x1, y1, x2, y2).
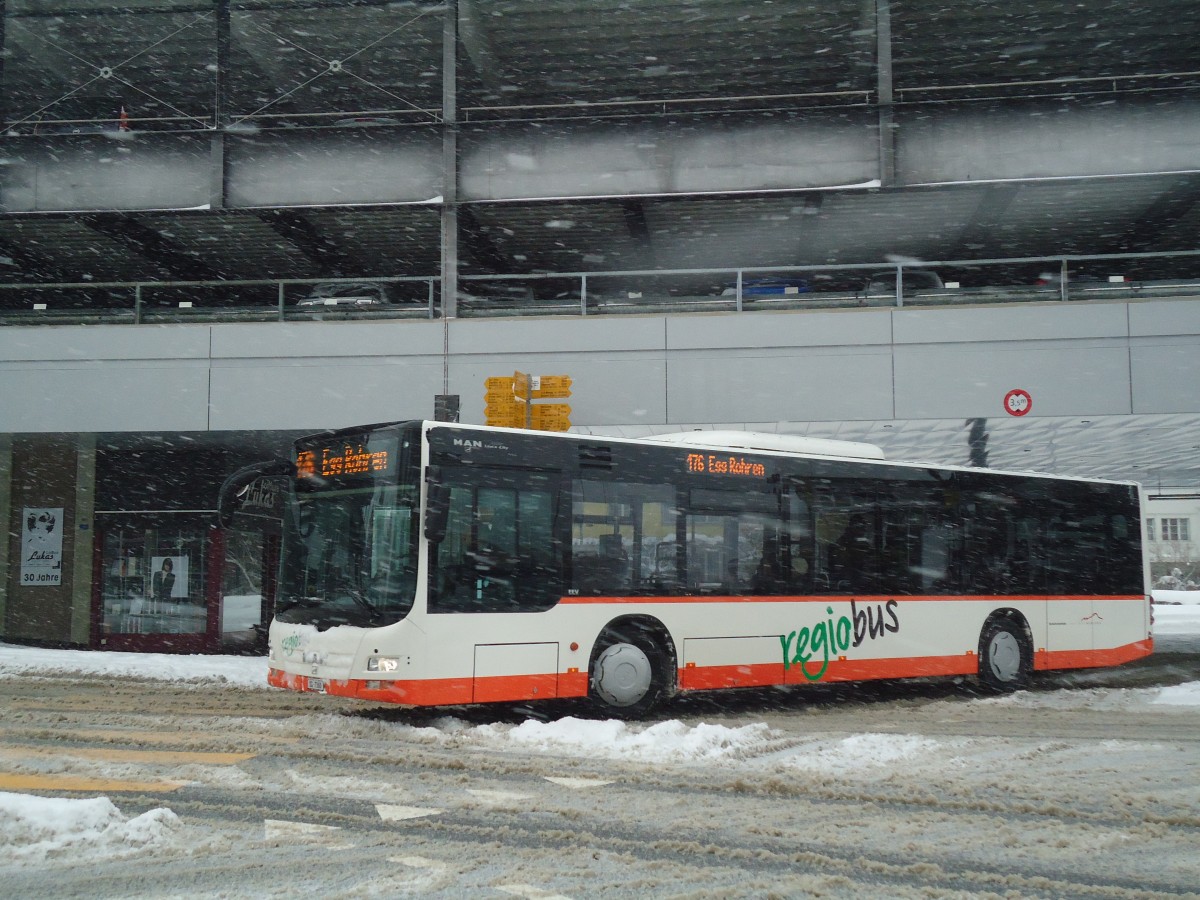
(684, 452, 766, 478)
(297, 437, 397, 480)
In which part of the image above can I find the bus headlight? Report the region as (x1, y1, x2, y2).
(367, 656, 400, 673)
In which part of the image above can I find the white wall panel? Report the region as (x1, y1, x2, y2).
(0, 363, 210, 431)
(2, 299, 1198, 433)
(667, 309, 892, 350)
(208, 359, 445, 431)
(668, 347, 894, 423)
(1129, 300, 1200, 337)
(210, 320, 445, 359)
(895, 344, 1131, 419)
(1130, 337, 1200, 414)
(893, 303, 1128, 345)
(0, 324, 210, 363)
(450, 316, 666, 355)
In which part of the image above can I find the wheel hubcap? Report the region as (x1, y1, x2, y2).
(593, 643, 652, 707)
(988, 631, 1022, 682)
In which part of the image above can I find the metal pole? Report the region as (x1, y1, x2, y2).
(210, 0, 231, 210)
(440, 0, 459, 321)
(875, 0, 896, 188)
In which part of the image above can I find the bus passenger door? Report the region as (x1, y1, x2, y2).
(1032, 516, 1095, 664)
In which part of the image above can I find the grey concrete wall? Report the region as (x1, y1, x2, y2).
(900, 99, 1200, 185)
(458, 112, 878, 200)
(4, 97, 1197, 212)
(1, 135, 211, 212)
(226, 128, 443, 207)
(4, 298, 1200, 434)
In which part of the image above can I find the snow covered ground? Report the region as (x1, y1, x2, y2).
(1, 599, 1197, 876)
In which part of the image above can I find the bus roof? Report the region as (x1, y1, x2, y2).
(406, 420, 1139, 488)
(644, 430, 885, 460)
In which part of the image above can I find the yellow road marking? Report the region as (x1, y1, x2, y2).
(0, 773, 184, 793)
(0, 745, 256, 765)
(0, 726, 296, 747)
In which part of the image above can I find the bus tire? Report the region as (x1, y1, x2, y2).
(589, 623, 671, 719)
(978, 617, 1031, 692)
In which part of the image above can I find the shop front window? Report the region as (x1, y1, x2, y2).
(221, 528, 274, 651)
(100, 525, 207, 637)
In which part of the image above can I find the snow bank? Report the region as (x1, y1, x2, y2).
(1152, 589, 1200, 605)
(1151, 682, 1200, 706)
(0, 643, 268, 688)
(475, 716, 771, 762)
(1152, 603, 1200, 635)
(0, 793, 179, 865)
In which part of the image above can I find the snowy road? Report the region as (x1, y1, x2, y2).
(2, 625, 1199, 898)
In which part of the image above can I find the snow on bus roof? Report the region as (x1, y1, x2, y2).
(643, 430, 885, 460)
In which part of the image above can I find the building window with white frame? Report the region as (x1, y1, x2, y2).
(1147, 518, 1155, 541)
(1161, 518, 1190, 542)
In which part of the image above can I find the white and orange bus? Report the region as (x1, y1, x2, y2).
(221, 420, 1152, 717)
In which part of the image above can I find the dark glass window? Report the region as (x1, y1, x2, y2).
(428, 469, 561, 613)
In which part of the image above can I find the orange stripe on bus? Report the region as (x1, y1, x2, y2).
(269, 638, 1153, 708)
(1035, 639, 1153, 672)
(269, 668, 591, 706)
(679, 655, 979, 690)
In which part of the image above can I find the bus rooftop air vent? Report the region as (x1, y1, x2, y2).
(578, 444, 613, 470)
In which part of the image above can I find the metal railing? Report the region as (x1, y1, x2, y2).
(2, 250, 1199, 327)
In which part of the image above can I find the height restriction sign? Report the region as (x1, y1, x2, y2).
(1003, 388, 1032, 417)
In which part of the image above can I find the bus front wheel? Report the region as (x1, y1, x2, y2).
(978, 618, 1031, 692)
(590, 626, 669, 719)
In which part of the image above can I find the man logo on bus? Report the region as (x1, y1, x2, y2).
(780, 600, 901, 682)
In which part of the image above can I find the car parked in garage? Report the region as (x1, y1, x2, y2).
(296, 282, 401, 307)
(862, 269, 944, 297)
(720, 276, 812, 299)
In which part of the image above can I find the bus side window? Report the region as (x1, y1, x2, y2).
(429, 473, 561, 613)
(570, 480, 641, 595)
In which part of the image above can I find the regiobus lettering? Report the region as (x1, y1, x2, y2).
(216, 420, 1153, 718)
(781, 600, 900, 681)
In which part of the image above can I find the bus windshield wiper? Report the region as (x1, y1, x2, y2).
(340, 586, 383, 621)
(274, 595, 323, 615)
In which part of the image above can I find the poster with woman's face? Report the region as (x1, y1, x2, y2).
(21, 508, 64, 586)
(150, 556, 188, 599)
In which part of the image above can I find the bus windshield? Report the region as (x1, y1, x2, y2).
(276, 426, 420, 629)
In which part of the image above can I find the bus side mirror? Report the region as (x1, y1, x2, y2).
(424, 469, 450, 543)
(217, 458, 296, 528)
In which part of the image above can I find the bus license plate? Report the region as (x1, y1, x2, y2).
(308, 678, 324, 692)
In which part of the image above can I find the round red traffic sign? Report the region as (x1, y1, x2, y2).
(1003, 389, 1032, 417)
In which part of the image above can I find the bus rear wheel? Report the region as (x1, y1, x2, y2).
(978, 618, 1031, 692)
(590, 626, 669, 719)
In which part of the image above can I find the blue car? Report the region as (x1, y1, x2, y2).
(721, 276, 812, 299)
